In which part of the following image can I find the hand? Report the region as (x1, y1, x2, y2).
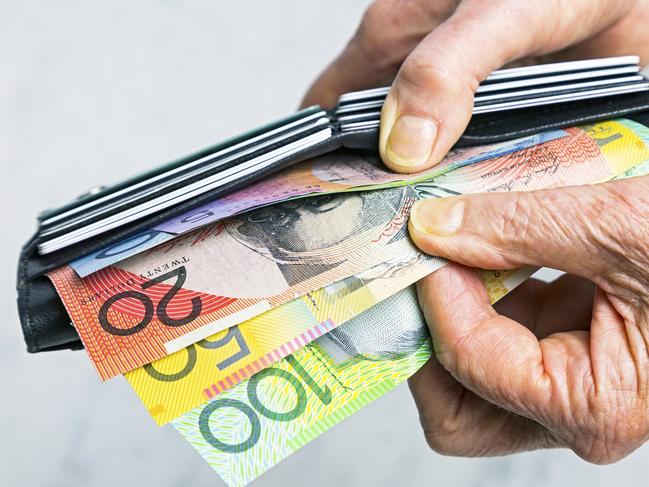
(303, 0, 649, 173)
(303, 0, 649, 462)
(406, 177, 649, 463)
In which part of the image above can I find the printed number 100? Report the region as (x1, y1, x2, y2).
(198, 355, 333, 453)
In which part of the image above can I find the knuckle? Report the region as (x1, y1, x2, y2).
(423, 429, 468, 456)
(595, 181, 646, 249)
(498, 192, 535, 245)
(570, 400, 649, 464)
(356, 0, 413, 71)
(587, 179, 649, 298)
(398, 46, 474, 98)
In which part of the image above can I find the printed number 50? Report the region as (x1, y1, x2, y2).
(143, 326, 251, 382)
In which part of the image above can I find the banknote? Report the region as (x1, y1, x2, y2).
(70, 130, 567, 277)
(176, 144, 649, 487)
(49, 185, 432, 380)
(422, 120, 649, 196)
(173, 141, 649, 484)
(125, 120, 649, 423)
(126, 251, 446, 425)
(48, 119, 649, 381)
(172, 272, 529, 487)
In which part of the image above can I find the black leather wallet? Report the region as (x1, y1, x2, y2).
(17, 57, 649, 354)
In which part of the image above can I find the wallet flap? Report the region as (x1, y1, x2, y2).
(22, 136, 345, 281)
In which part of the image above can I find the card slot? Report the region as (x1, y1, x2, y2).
(474, 76, 646, 103)
(40, 117, 331, 238)
(336, 100, 385, 114)
(338, 56, 641, 104)
(338, 87, 390, 104)
(38, 107, 326, 224)
(480, 67, 640, 85)
(337, 111, 383, 123)
(41, 110, 329, 229)
(37, 129, 333, 254)
(476, 66, 640, 93)
(336, 76, 646, 115)
(39, 126, 331, 247)
(340, 121, 380, 132)
(483, 55, 639, 82)
(337, 78, 649, 126)
(473, 83, 649, 114)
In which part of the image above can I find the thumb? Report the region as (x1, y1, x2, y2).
(379, 2, 526, 173)
(378, 0, 636, 173)
(408, 177, 649, 280)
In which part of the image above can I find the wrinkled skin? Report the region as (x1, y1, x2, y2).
(303, 0, 649, 464)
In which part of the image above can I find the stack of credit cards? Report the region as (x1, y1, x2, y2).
(37, 56, 649, 255)
(37, 109, 333, 254)
(336, 56, 649, 131)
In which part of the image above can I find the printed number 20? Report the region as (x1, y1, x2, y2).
(98, 266, 202, 336)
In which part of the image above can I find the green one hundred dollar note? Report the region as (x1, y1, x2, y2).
(172, 287, 432, 487)
(172, 272, 532, 487)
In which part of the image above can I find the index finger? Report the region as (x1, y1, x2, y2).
(300, 0, 458, 108)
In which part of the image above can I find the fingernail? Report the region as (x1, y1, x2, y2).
(386, 115, 438, 168)
(410, 199, 465, 236)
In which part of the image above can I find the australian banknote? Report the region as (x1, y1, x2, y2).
(48, 119, 649, 380)
(70, 130, 567, 277)
(174, 134, 649, 487)
(171, 287, 443, 487)
(171, 283, 485, 486)
(124, 119, 649, 423)
(49, 185, 432, 380)
(420, 119, 649, 196)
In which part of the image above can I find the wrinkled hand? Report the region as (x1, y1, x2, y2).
(303, 0, 649, 464)
(407, 178, 649, 463)
(303, 0, 649, 173)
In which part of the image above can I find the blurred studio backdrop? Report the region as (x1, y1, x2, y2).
(1, 2, 649, 486)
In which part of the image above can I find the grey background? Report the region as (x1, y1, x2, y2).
(1, 1, 648, 486)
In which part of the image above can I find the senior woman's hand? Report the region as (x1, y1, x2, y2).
(303, 0, 649, 463)
(407, 178, 649, 463)
(303, 0, 649, 172)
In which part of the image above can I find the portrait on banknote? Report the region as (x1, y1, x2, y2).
(226, 187, 412, 285)
(318, 287, 429, 363)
